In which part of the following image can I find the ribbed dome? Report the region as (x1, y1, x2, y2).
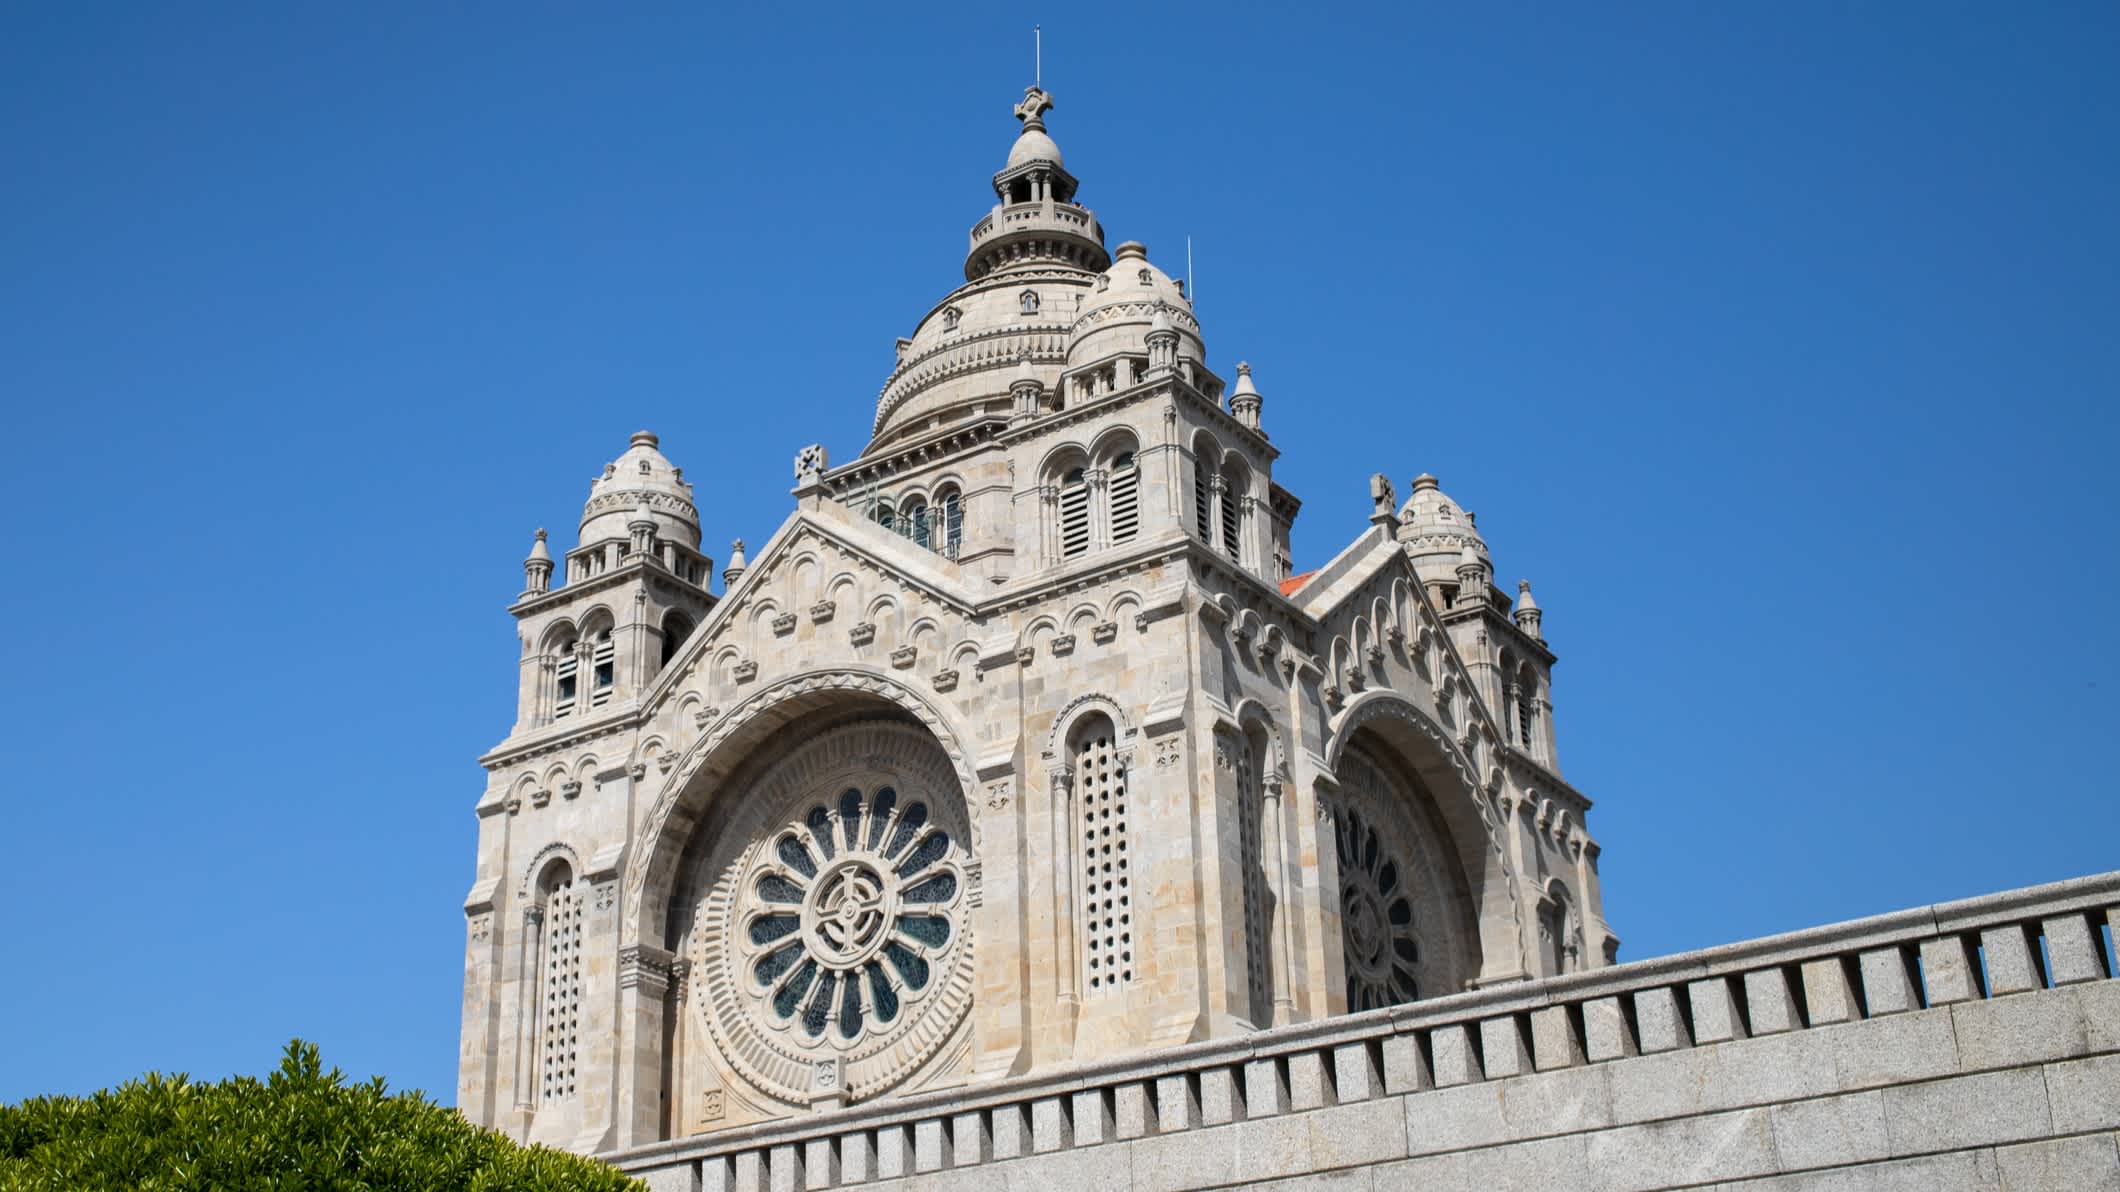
(579, 430, 701, 548)
(1067, 241, 1203, 368)
(1396, 473, 1488, 587)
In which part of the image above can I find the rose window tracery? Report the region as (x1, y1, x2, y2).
(741, 785, 960, 1045)
(690, 721, 974, 1108)
(1336, 802, 1421, 1010)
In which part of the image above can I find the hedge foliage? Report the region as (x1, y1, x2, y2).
(0, 1040, 642, 1191)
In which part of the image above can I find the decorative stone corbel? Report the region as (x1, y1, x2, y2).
(771, 613, 797, 636)
(889, 645, 916, 669)
(693, 704, 719, 727)
(1049, 633, 1076, 656)
(733, 660, 759, 683)
(1091, 620, 1118, 645)
(809, 600, 836, 624)
(559, 780, 582, 801)
(503, 792, 523, 816)
(1014, 645, 1034, 667)
(628, 762, 647, 782)
(530, 786, 552, 809)
(849, 622, 876, 647)
(932, 668, 959, 692)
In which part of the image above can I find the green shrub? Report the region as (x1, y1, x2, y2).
(0, 1040, 642, 1191)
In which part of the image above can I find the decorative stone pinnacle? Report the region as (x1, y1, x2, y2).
(1237, 361, 1252, 376)
(1014, 86, 1054, 132)
(630, 429, 659, 449)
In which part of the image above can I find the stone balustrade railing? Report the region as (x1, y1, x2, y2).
(611, 870, 2120, 1191)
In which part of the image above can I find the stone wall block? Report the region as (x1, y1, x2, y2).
(1200, 1065, 1242, 1126)
(874, 1123, 913, 1179)
(1830, 1006, 1958, 1091)
(1382, 1033, 1432, 1093)
(1995, 1133, 2120, 1188)
(1632, 986, 1692, 1054)
(1582, 1106, 1779, 1190)
(1917, 934, 1981, 1006)
(952, 1109, 991, 1166)
(1032, 1096, 1074, 1153)
(2043, 1053, 2120, 1135)
(1768, 1089, 1889, 1172)
(838, 1129, 875, 1182)
(1287, 1049, 1332, 1111)
(1244, 1058, 1291, 1118)
(699, 1155, 733, 1192)
(1858, 946, 1921, 1016)
(1428, 1025, 1481, 1087)
(800, 1138, 836, 1190)
(1953, 985, 2089, 1071)
(1154, 1073, 1199, 1133)
(1114, 1081, 1154, 1139)
(1687, 976, 1748, 1043)
(2083, 978, 2120, 1053)
(765, 1142, 803, 1192)
(1072, 1088, 1116, 1143)
(1479, 1015, 1532, 1080)
(1801, 956, 1862, 1025)
(2042, 912, 2107, 985)
(1741, 967, 1800, 1035)
(990, 1102, 1029, 1159)
(1981, 923, 2042, 995)
(1530, 1006, 1584, 1071)
(1880, 1066, 2053, 1155)
(1582, 996, 1639, 1062)
(1333, 1040, 1382, 1102)
(913, 1118, 948, 1173)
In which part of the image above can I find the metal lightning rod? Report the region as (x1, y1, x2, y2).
(1035, 25, 1042, 89)
(1187, 235, 1195, 306)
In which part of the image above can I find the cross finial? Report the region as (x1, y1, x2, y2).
(1014, 86, 1054, 132)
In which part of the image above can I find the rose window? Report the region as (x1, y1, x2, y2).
(1336, 802, 1421, 1010)
(742, 786, 960, 1044)
(691, 721, 975, 1109)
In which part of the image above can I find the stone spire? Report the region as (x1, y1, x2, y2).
(723, 538, 748, 588)
(1455, 544, 1487, 609)
(523, 528, 553, 595)
(1010, 349, 1044, 424)
(1230, 361, 1263, 430)
(1514, 580, 1543, 642)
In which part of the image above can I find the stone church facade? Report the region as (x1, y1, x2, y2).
(459, 85, 1611, 1154)
(460, 87, 2120, 1190)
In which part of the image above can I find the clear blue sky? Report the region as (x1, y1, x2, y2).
(2, 3, 2115, 1105)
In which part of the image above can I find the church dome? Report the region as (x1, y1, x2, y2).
(1396, 473, 1489, 586)
(579, 430, 701, 548)
(1007, 127, 1063, 170)
(1067, 241, 1203, 369)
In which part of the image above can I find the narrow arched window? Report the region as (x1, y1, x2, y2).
(872, 501, 896, 534)
(661, 611, 695, 670)
(939, 490, 963, 559)
(1020, 289, 1040, 315)
(1234, 728, 1273, 1026)
(589, 628, 615, 708)
(1060, 467, 1090, 558)
(1516, 668, 1539, 750)
(1109, 451, 1139, 544)
(1193, 459, 1212, 542)
(1219, 473, 1243, 561)
(902, 500, 930, 548)
(552, 632, 580, 720)
(536, 864, 583, 1102)
(1072, 715, 1133, 994)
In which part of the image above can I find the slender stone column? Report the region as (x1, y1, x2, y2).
(514, 904, 545, 1127)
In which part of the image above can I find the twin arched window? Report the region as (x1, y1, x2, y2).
(549, 624, 614, 722)
(876, 488, 965, 560)
(1192, 438, 1250, 564)
(1053, 446, 1140, 563)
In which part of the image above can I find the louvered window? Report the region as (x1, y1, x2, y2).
(553, 650, 579, 720)
(1075, 720, 1133, 993)
(539, 875, 582, 1101)
(1517, 682, 1537, 748)
(1219, 478, 1242, 561)
(1193, 465, 1212, 541)
(1060, 468, 1090, 558)
(1109, 452, 1139, 544)
(589, 630, 615, 708)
